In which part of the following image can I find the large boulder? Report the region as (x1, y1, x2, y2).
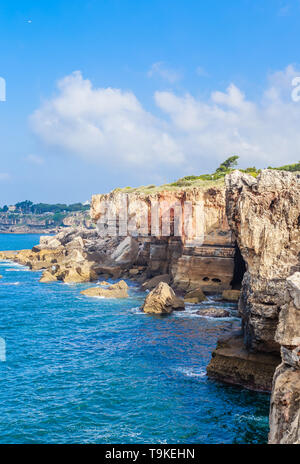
(142, 282, 185, 314)
(15, 248, 65, 270)
(39, 261, 98, 283)
(60, 263, 98, 283)
(81, 280, 129, 298)
(38, 236, 62, 249)
(141, 274, 170, 291)
(222, 289, 240, 302)
(39, 270, 58, 283)
(184, 287, 206, 303)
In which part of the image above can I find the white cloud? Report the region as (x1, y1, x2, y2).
(30, 71, 183, 168)
(26, 154, 45, 165)
(154, 65, 300, 167)
(31, 67, 300, 174)
(147, 62, 182, 83)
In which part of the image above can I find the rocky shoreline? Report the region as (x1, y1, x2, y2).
(0, 169, 299, 444)
(0, 227, 60, 234)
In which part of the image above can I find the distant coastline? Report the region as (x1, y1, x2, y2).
(0, 200, 92, 234)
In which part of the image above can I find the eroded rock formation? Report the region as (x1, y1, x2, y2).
(81, 280, 129, 299)
(207, 170, 300, 444)
(142, 282, 185, 314)
(1, 185, 241, 294)
(91, 187, 236, 292)
(2, 170, 297, 442)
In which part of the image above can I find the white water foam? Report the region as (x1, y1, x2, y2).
(0, 282, 21, 286)
(175, 366, 207, 378)
(235, 413, 268, 423)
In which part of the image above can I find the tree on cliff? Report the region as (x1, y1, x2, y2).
(215, 155, 239, 174)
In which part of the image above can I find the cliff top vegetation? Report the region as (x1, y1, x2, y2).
(112, 157, 300, 194)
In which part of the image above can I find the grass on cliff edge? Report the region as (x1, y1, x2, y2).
(112, 157, 300, 195)
(113, 178, 225, 194)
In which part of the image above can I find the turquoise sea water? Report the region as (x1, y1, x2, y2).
(0, 234, 270, 444)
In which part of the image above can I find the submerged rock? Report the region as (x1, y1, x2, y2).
(197, 307, 230, 318)
(81, 280, 129, 298)
(142, 282, 185, 314)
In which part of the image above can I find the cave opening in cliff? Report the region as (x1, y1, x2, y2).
(230, 243, 246, 289)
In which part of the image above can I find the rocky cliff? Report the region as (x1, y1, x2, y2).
(1, 171, 298, 443)
(207, 170, 300, 444)
(0, 183, 240, 292)
(91, 186, 237, 292)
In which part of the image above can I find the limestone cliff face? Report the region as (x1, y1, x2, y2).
(91, 186, 235, 291)
(91, 188, 230, 244)
(226, 170, 300, 354)
(215, 170, 300, 444)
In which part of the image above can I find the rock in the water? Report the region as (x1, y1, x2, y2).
(184, 297, 199, 304)
(184, 287, 206, 303)
(197, 307, 230, 318)
(81, 280, 129, 298)
(0, 251, 17, 260)
(128, 268, 140, 276)
(142, 282, 185, 314)
(207, 332, 280, 392)
(141, 274, 170, 291)
(39, 271, 58, 283)
(222, 289, 240, 302)
(62, 264, 98, 283)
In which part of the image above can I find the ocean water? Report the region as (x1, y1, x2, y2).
(0, 234, 270, 444)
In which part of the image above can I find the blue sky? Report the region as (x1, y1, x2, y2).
(0, 0, 300, 204)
